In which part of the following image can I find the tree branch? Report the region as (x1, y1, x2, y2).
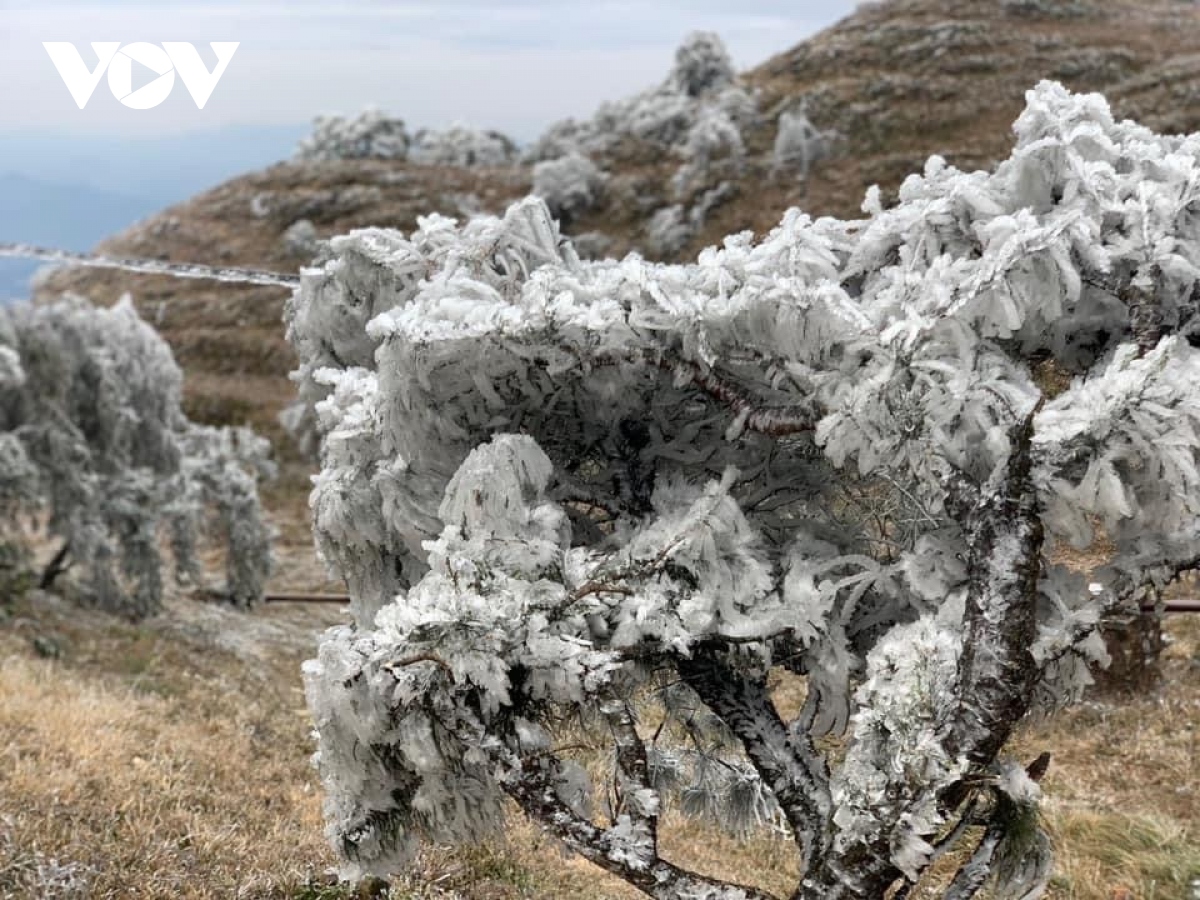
(677, 647, 830, 878)
(668, 359, 817, 437)
(946, 408, 1045, 770)
(605, 699, 658, 841)
(503, 752, 778, 900)
(39, 539, 72, 590)
(588, 349, 819, 437)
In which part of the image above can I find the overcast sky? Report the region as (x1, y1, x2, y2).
(0, 1, 858, 139)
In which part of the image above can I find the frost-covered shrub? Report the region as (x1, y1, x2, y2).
(282, 219, 321, 258)
(671, 30, 736, 98)
(593, 38, 755, 154)
(296, 109, 516, 169)
(672, 105, 746, 195)
(521, 118, 589, 164)
(532, 152, 606, 224)
(520, 32, 759, 259)
(644, 203, 692, 257)
(293, 83, 1200, 898)
(283, 201, 579, 620)
(297, 109, 411, 161)
(408, 125, 517, 167)
(530, 32, 757, 166)
(0, 296, 273, 616)
(773, 108, 829, 177)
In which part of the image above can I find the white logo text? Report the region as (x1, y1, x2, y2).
(43, 42, 239, 110)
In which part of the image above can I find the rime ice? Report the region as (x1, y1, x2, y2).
(291, 83, 1200, 898)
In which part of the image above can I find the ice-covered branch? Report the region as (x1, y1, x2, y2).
(504, 753, 777, 900)
(677, 648, 830, 875)
(946, 411, 1044, 772)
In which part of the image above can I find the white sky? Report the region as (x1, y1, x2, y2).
(0, 1, 858, 139)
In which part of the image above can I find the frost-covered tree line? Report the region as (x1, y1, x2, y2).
(0, 296, 273, 617)
(522, 31, 762, 254)
(290, 80, 1200, 899)
(290, 33, 825, 261)
(296, 108, 517, 167)
(521, 31, 829, 259)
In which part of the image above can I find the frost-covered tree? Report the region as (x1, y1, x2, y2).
(0, 296, 272, 616)
(519, 32, 758, 258)
(673, 105, 746, 196)
(293, 83, 1200, 898)
(408, 125, 517, 168)
(532, 152, 607, 226)
(295, 111, 517, 169)
(527, 32, 757, 166)
(670, 30, 736, 98)
(297, 108, 411, 161)
(773, 109, 829, 178)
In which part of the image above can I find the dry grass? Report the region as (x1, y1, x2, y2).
(0, 592, 340, 899)
(0, 574, 1196, 899)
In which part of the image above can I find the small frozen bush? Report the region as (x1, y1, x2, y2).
(0, 296, 273, 616)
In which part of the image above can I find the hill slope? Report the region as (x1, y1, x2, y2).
(34, 0, 1200, 442)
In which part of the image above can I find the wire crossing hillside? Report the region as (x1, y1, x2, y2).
(0, 242, 300, 289)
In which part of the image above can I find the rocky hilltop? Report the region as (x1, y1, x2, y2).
(36, 0, 1200, 445)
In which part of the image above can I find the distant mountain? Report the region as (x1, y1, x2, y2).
(0, 124, 307, 197)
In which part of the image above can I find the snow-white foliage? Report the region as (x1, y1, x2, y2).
(645, 204, 692, 257)
(670, 31, 736, 98)
(588, 31, 756, 155)
(295, 110, 517, 169)
(293, 82, 1200, 897)
(673, 105, 747, 196)
(832, 618, 965, 881)
(773, 109, 829, 177)
(0, 296, 272, 616)
(297, 108, 411, 161)
(283, 219, 321, 258)
(532, 152, 607, 224)
(408, 125, 517, 168)
(523, 32, 757, 244)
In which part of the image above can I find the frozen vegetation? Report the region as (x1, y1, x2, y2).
(532, 152, 607, 226)
(296, 108, 412, 162)
(0, 296, 273, 617)
(524, 32, 761, 248)
(289, 82, 1200, 899)
(296, 110, 517, 167)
